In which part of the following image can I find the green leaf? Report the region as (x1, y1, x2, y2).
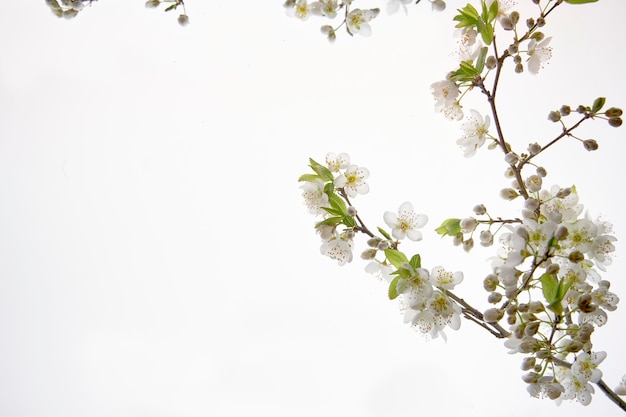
(436, 218, 462, 236)
(541, 273, 563, 315)
(327, 192, 347, 215)
(388, 276, 401, 300)
(479, 20, 494, 45)
(591, 97, 606, 113)
(475, 46, 488, 74)
(322, 206, 343, 217)
(298, 173, 320, 182)
(488, 0, 499, 21)
(343, 215, 356, 228)
(378, 227, 392, 240)
(323, 182, 334, 194)
(409, 254, 421, 270)
(315, 216, 343, 227)
(164, 3, 177, 11)
(309, 158, 334, 182)
(564, 0, 598, 3)
(384, 249, 410, 268)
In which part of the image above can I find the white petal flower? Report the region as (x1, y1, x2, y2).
(456, 109, 491, 157)
(325, 152, 350, 172)
(572, 351, 606, 383)
(301, 178, 329, 216)
(527, 37, 552, 74)
(346, 8, 380, 36)
(562, 372, 595, 406)
(320, 237, 353, 266)
(334, 164, 370, 197)
(614, 375, 626, 396)
(286, 0, 312, 20)
(430, 266, 463, 290)
(383, 202, 428, 241)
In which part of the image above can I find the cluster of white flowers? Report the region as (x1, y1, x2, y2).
(486, 184, 619, 405)
(45, 0, 92, 18)
(284, 0, 446, 41)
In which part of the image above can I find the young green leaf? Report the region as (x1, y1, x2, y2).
(592, 97, 606, 113)
(384, 249, 410, 268)
(378, 227, 392, 240)
(388, 276, 401, 300)
(298, 173, 320, 183)
(309, 158, 334, 182)
(409, 254, 421, 269)
(436, 218, 462, 236)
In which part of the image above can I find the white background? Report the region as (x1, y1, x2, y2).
(1, 1, 625, 416)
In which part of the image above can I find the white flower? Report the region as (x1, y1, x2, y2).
(562, 371, 595, 406)
(287, 0, 312, 20)
(405, 291, 461, 341)
(346, 8, 380, 36)
(539, 185, 582, 223)
(386, 0, 411, 15)
(334, 165, 370, 197)
(430, 266, 463, 290)
(456, 109, 491, 157)
(430, 79, 464, 120)
(325, 152, 350, 172)
(571, 351, 606, 383)
(320, 236, 353, 265)
(383, 202, 428, 241)
(365, 261, 394, 282)
(301, 178, 329, 216)
(563, 219, 598, 254)
(311, 0, 338, 18)
(527, 37, 552, 74)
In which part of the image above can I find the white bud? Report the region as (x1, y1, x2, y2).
(460, 217, 479, 233)
(504, 152, 519, 165)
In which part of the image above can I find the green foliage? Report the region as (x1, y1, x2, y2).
(592, 97, 606, 114)
(308, 158, 334, 182)
(453, 1, 497, 45)
(540, 273, 574, 316)
(564, 0, 599, 4)
(388, 276, 401, 300)
(378, 227, 392, 240)
(384, 249, 409, 268)
(436, 218, 462, 237)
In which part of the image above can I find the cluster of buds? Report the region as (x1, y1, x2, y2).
(145, 0, 189, 26)
(45, 0, 94, 19)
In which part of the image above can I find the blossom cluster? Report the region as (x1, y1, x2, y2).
(45, 0, 95, 18)
(283, 0, 446, 42)
(300, 153, 465, 340)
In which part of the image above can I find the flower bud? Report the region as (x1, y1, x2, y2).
(577, 293, 595, 313)
(583, 139, 599, 151)
(360, 249, 377, 260)
(510, 11, 520, 25)
(508, 43, 519, 54)
(463, 238, 474, 252)
(347, 206, 357, 216)
(500, 188, 519, 200)
(484, 308, 504, 323)
(556, 187, 572, 198)
(515, 63, 524, 73)
(453, 233, 463, 246)
(145, 0, 160, 7)
(500, 16, 514, 30)
(486, 55, 497, 69)
(507, 315, 517, 325)
(569, 250, 585, 263)
(473, 204, 487, 215)
(598, 279, 611, 289)
(480, 230, 494, 246)
(547, 110, 561, 122)
(367, 237, 381, 248)
(526, 18, 535, 28)
(513, 54, 522, 64)
(506, 304, 518, 316)
(460, 217, 479, 233)
(519, 337, 538, 353)
(521, 356, 536, 371)
(487, 292, 502, 304)
(504, 152, 519, 164)
(483, 274, 499, 292)
(536, 166, 547, 177)
(344, 229, 355, 240)
(524, 197, 540, 211)
(516, 226, 529, 241)
(524, 321, 540, 337)
(529, 301, 545, 313)
(605, 107, 623, 117)
(528, 142, 542, 155)
(377, 240, 390, 251)
(566, 340, 583, 353)
(554, 225, 568, 240)
(603, 114, 621, 128)
(177, 14, 190, 26)
(576, 105, 586, 114)
(522, 372, 540, 384)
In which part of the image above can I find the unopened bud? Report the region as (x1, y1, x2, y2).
(460, 217, 479, 233)
(377, 240, 390, 251)
(576, 105, 586, 114)
(473, 204, 487, 215)
(521, 356, 536, 371)
(360, 249, 377, 260)
(505, 152, 519, 165)
(536, 17, 546, 27)
(515, 63, 524, 73)
(487, 292, 502, 304)
(554, 225, 569, 240)
(566, 340, 583, 353)
(548, 110, 561, 122)
(177, 14, 190, 26)
(506, 304, 518, 316)
(609, 117, 623, 127)
(480, 230, 494, 246)
(583, 139, 599, 151)
(529, 301, 545, 313)
(524, 321, 541, 337)
(522, 372, 540, 384)
(500, 188, 519, 200)
(525, 175, 542, 192)
(453, 233, 463, 246)
(486, 56, 497, 69)
(500, 16, 514, 30)
(463, 238, 474, 252)
(483, 274, 499, 292)
(536, 166, 547, 177)
(569, 250, 585, 263)
(525, 197, 540, 211)
(347, 206, 357, 216)
(526, 18, 535, 28)
(556, 187, 572, 198)
(516, 226, 529, 241)
(560, 105, 571, 116)
(528, 142, 541, 155)
(484, 308, 504, 323)
(344, 229, 355, 240)
(367, 237, 381, 248)
(605, 107, 623, 117)
(510, 11, 520, 24)
(508, 43, 519, 54)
